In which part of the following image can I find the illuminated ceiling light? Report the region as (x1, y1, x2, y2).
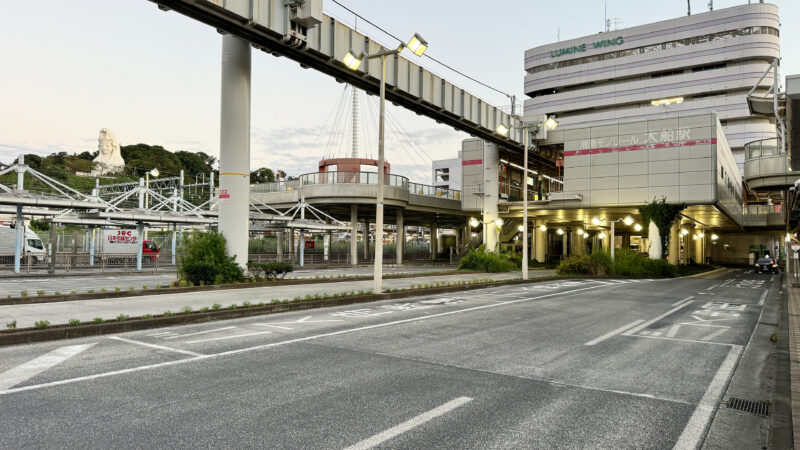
(538, 224, 547, 232)
(591, 216, 602, 226)
(598, 232, 607, 239)
(342, 51, 365, 70)
(651, 97, 684, 106)
(556, 228, 564, 235)
(633, 223, 643, 232)
(518, 224, 525, 232)
(544, 115, 559, 130)
(692, 235, 698, 240)
(406, 33, 428, 57)
(495, 123, 510, 137)
(469, 217, 479, 228)
(681, 229, 689, 236)
(495, 218, 504, 227)
(711, 234, 719, 241)
(697, 232, 704, 238)
(622, 215, 634, 226)
(576, 228, 584, 236)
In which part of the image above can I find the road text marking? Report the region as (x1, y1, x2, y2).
(623, 297, 694, 336)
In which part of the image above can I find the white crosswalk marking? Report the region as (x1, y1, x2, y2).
(0, 343, 96, 390)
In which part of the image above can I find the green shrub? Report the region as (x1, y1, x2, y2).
(20, 290, 28, 297)
(242, 301, 251, 308)
(459, 248, 517, 272)
(93, 317, 104, 324)
(114, 286, 121, 292)
(6, 320, 16, 329)
(199, 307, 209, 313)
(68, 319, 81, 326)
(36, 290, 45, 296)
(141, 314, 153, 319)
(246, 261, 293, 280)
(54, 291, 61, 296)
(557, 249, 678, 278)
(116, 314, 129, 322)
(34, 320, 50, 330)
(212, 303, 222, 311)
(163, 311, 174, 317)
(179, 231, 245, 286)
(181, 306, 193, 314)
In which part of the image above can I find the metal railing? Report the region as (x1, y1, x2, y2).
(745, 204, 782, 214)
(250, 180, 301, 193)
(745, 138, 781, 159)
(408, 182, 460, 200)
(0, 252, 176, 274)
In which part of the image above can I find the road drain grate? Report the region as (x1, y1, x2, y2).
(725, 397, 770, 416)
(758, 321, 778, 326)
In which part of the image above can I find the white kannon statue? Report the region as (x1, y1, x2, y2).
(91, 128, 125, 176)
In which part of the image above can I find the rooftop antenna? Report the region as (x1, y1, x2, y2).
(687, 0, 691, 15)
(708, 0, 713, 11)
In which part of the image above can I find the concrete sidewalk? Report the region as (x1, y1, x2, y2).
(788, 286, 800, 448)
(0, 270, 555, 328)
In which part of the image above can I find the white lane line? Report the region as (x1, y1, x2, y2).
(672, 296, 695, 306)
(256, 324, 294, 330)
(672, 346, 742, 450)
(147, 332, 174, 337)
(162, 326, 237, 340)
(701, 328, 728, 341)
(185, 331, 272, 344)
(706, 284, 719, 291)
(678, 322, 729, 329)
(719, 279, 734, 287)
(758, 288, 769, 306)
(623, 298, 694, 336)
(0, 343, 96, 391)
(0, 283, 618, 396)
(343, 396, 473, 450)
(628, 334, 734, 347)
(584, 320, 645, 346)
(107, 336, 204, 357)
(665, 324, 681, 338)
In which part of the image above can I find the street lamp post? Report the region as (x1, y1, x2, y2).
(343, 34, 428, 294)
(591, 214, 634, 261)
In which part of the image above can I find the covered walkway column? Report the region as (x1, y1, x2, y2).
(534, 220, 546, 263)
(430, 223, 438, 260)
(350, 205, 358, 266)
(685, 223, 695, 264)
(277, 230, 283, 260)
(396, 209, 404, 265)
(668, 221, 680, 264)
(218, 34, 251, 269)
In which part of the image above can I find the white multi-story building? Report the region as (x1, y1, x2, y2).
(431, 151, 462, 191)
(523, 2, 780, 173)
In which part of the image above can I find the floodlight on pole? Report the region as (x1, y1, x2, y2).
(406, 33, 428, 56)
(495, 123, 510, 137)
(341, 34, 427, 295)
(544, 115, 559, 130)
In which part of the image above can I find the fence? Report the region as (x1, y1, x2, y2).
(0, 252, 177, 274)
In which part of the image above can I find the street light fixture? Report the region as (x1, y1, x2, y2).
(556, 228, 564, 236)
(495, 218, 504, 227)
(469, 217, 480, 228)
(598, 231, 607, 239)
(518, 224, 525, 232)
(633, 223, 643, 232)
(342, 34, 427, 294)
(495, 123, 510, 137)
(622, 215, 634, 226)
(544, 116, 559, 130)
(538, 224, 547, 232)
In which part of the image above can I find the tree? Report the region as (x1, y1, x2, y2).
(121, 144, 182, 176)
(276, 170, 286, 180)
(175, 151, 215, 178)
(638, 198, 686, 261)
(250, 167, 275, 183)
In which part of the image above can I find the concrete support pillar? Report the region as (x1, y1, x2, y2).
(277, 231, 283, 259)
(218, 34, 251, 269)
(325, 230, 331, 263)
(534, 221, 546, 263)
(363, 222, 369, 261)
(575, 231, 585, 256)
(396, 209, 404, 265)
(89, 227, 96, 266)
(562, 230, 568, 257)
(350, 204, 358, 266)
(686, 223, 695, 264)
(13, 205, 23, 274)
(430, 223, 438, 260)
(668, 221, 680, 264)
(482, 142, 500, 252)
(48, 222, 56, 274)
(299, 229, 305, 267)
(136, 221, 144, 271)
(170, 224, 176, 265)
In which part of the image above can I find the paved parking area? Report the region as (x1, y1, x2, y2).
(0, 269, 781, 448)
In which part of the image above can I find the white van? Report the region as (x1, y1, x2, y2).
(0, 226, 47, 263)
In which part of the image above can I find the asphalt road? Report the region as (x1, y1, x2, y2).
(0, 265, 461, 298)
(0, 269, 781, 448)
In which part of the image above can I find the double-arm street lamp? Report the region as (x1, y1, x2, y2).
(591, 214, 635, 261)
(342, 33, 428, 294)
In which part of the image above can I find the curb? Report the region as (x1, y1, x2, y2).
(0, 276, 562, 346)
(684, 267, 727, 279)
(0, 270, 483, 306)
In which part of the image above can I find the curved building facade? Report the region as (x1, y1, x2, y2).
(523, 2, 780, 173)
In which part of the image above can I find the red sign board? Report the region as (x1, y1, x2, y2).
(219, 189, 230, 199)
(462, 159, 483, 166)
(304, 240, 315, 249)
(555, 159, 564, 167)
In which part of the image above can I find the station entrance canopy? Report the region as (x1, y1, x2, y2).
(148, 0, 554, 167)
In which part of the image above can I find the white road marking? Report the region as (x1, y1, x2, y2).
(758, 288, 769, 306)
(0, 343, 96, 390)
(0, 283, 621, 396)
(672, 296, 695, 306)
(162, 326, 237, 340)
(343, 396, 473, 450)
(706, 284, 719, 291)
(700, 328, 728, 341)
(147, 332, 174, 337)
(623, 298, 694, 336)
(185, 331, 273, 344)
(665, 324, 681, 338)
(107, 336, 204, 357)
(256, 324, 294, 330)
(719, 279, 734, 287)
(628, 334, 734, 347)
(672, 346, 742, 450)
(260, 316, 344, 325)
(678, 322, 729, 329)
(584, 320, 645, 346)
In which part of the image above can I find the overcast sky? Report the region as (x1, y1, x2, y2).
(1, 0, 797, 183)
